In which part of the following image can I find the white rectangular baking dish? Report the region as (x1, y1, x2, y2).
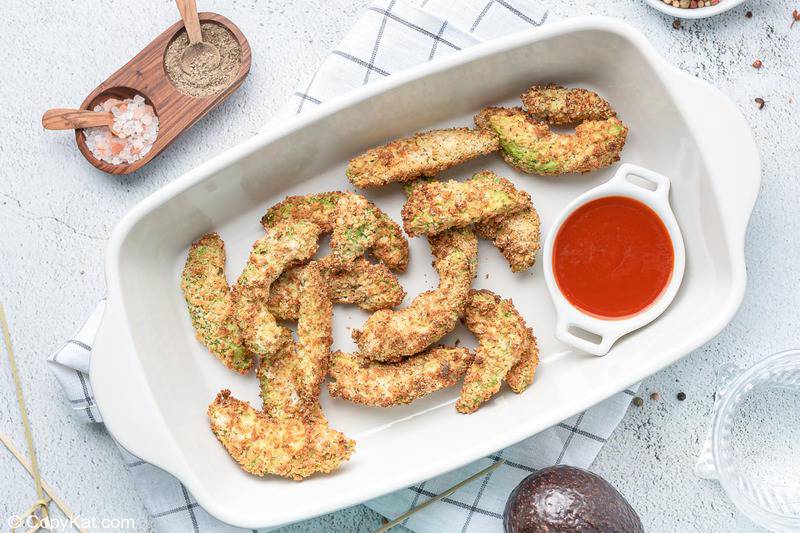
(90, 17, 760, 529)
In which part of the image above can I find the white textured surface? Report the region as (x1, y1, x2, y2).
(0, 1, 797, 532)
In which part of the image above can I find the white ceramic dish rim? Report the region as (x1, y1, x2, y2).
(542, 164, 686, 356)
(90, 16, 761, 529)
(643, 0, 747, 19)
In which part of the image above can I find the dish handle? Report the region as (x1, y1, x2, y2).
(89, 295, 193, 481)
(555, 318, 620, 356)
(667, 71, 761, 247)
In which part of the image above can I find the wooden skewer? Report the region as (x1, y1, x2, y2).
(0, 432, 88, 533)
(42, 109, 113, 130)
(373, 459, 506, 533)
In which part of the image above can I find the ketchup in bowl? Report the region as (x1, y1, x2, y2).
(552, 196, 674, 320)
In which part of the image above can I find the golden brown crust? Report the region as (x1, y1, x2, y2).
(505, 329, 539, 394)
(474, 107, 628, 176)
(474, 203, 541, 273)
(346, 128, 500, 188)
(232, 221, 321, 356)
(229, 265, 349, 480)
(268, 258, 406, 321)
(294, 263, 333, 400)
(324, 193, 409, 272)
(181, 233, 254, 373)
(258, 264, 332, 418)
(261, 192, 344, 232)
(401, 172, 531, 237)
(457, 290, 536, 413)
(521, 84, 616, 125)
(353, 227, 477, 362)
(328, 347, 473, 407)
(262, 192, 408, 271)
(208, 390, 354, 480)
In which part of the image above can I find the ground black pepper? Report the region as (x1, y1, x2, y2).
(165, 22, 242, 98)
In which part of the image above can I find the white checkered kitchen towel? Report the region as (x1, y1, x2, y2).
(47, 1, 640, 531)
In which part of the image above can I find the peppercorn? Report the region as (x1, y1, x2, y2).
(755, 98, 765, 109)
(752, 59, 763, 69)
(632, 397, 644, 407)
(650, 392, 660, 401)
(677, 392, 686, 401)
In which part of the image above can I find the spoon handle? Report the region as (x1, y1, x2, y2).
(176, 0, 203, 44)
(41, 109, 114, 130)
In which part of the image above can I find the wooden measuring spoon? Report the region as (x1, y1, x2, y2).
(42, 109, 114, 130)
(176, 0, 221, 74)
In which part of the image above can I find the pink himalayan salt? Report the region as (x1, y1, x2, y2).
(83, 94, 158, 165)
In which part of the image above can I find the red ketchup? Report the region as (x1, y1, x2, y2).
(553, 196, 674, 320)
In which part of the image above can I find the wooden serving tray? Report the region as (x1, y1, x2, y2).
(76, 12, 251, 175)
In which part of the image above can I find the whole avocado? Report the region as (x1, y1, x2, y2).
(504, 465, 644, 533)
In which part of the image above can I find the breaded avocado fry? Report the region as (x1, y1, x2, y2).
(325, 193, 409, 272)
(353, 227, 477, 362)
(474, 107, 628, 176)
(258, 263, 333, 417)
(181, 233, 253, 373)
(474, 203, 541, 273)
(402, 171, 531, 237)
(521, 84, 616, 125)
(208, 390, 354, 480)
(233, 221, 321, 356)
(294, 263, 333, 400)
(346, 128, 499, 189)
(262, 192, 408, 272)
(505, 329, 539, 394)
(328, 347, 473, 407)
(232, 265, 351, 479)
(457, 290, 536, 414)
(268, 258, 406, 321)
(261, 192, 343, 233)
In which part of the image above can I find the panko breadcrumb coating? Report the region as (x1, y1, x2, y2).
(208, 390, 354, 480)
(402, 171, 531, 237)
(220, 264, 351, 480)
(521, 84, 616, 125)
(262, 192, 408, 272)
(474, 107, 628, 176)
(233, 221, 321, 356)
(457, 290, 536, 414)
(294, 263, 333, 400)
(261, 192, 342, 232)
(506, 329, 539, 394)
(353, 227, 477, 362)
(346, 128, 500, 188)
(474, 203, 541, 273)
(181, 233, 253, 373)
(268, 258, 406, 321)
(328, 347, 473, 407)
(259, 263, 333, 417)
(323, 193, 409, 272)
(257, 343, 310, 420)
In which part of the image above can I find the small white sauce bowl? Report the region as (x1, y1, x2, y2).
(543, 164, 686, 356)
(643, 0, 748, 19)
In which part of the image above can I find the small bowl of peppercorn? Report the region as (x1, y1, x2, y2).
(643, 0, 747, 19)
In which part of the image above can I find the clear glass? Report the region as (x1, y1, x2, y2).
(711, 350, 800, 532)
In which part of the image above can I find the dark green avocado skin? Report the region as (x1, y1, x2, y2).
(504, 465, 644, 533)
